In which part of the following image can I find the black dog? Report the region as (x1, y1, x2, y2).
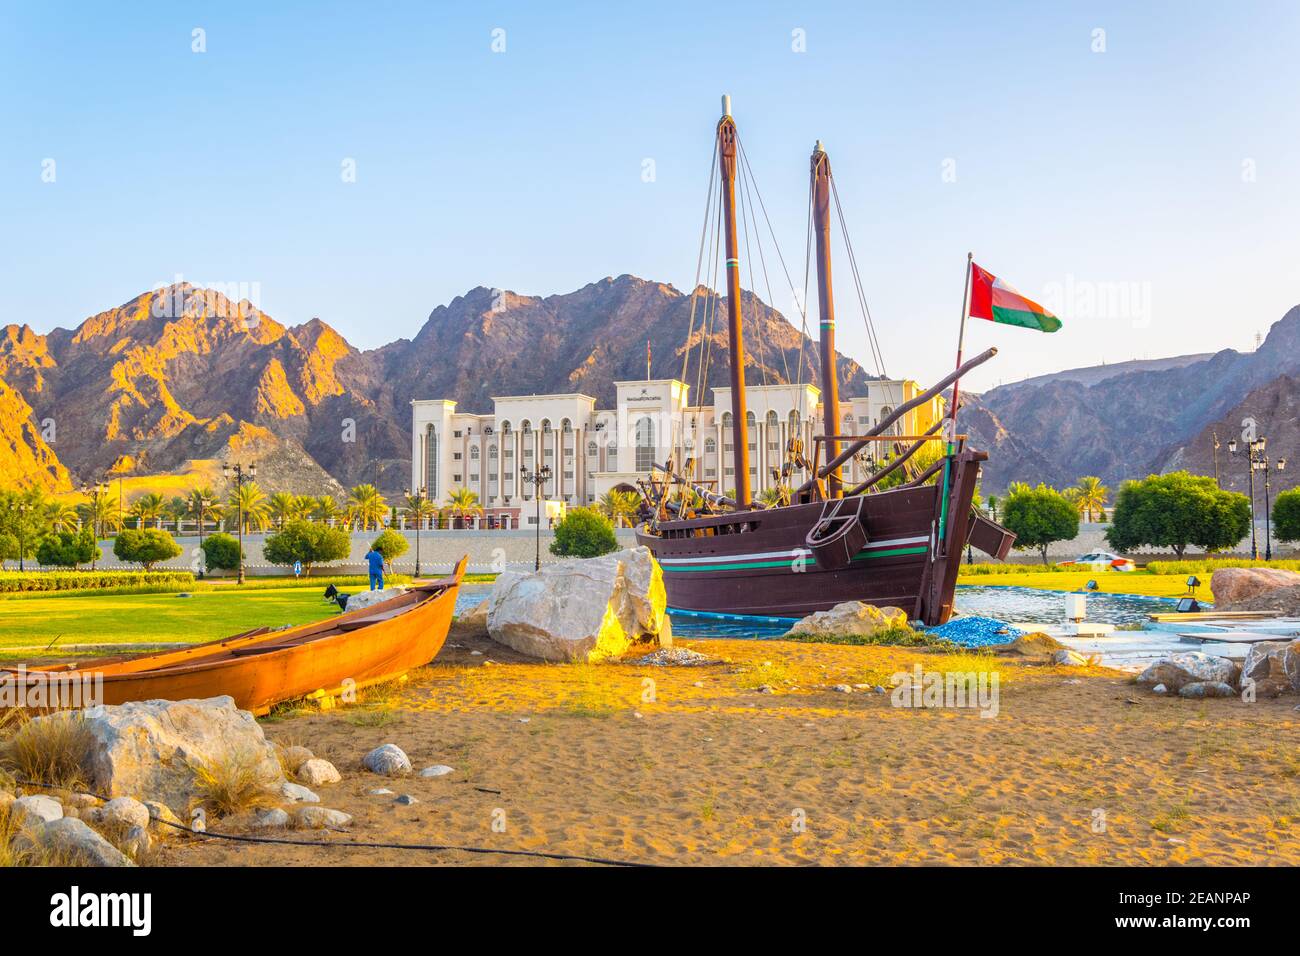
(322, 583, 350, 612)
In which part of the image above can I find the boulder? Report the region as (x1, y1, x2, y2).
(122, 825, 151, 859)
(37, 817, 133, 867)
(1052, 649, 1093, 666)
(1241, 640, 1290, 683)
(1210, 568, 1300, 608)
(1178, 681, 1238, 699)
(779, 602, 910, 641)
(296, 758, 341, 787)
(144, 800, 184, 830)
(344, 586, 408, 614)
(93, 797, 150, 831)
(419, 765, 454, 778)
(11, 794, 62, 828)
(486, 547, 670, 662)
(993, 632, 1066, 659)
(451, 599, 490, 640)
(363, 743, 412, 775)
(292, 806, 353, 829)
(1137, 652, 1239, 693)
(29, 696, 284, 817)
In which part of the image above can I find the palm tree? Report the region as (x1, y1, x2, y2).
(78, 494, 122, 536)
(229, 481, 269, 533)
(129, 492, 166, 529)
(404, 493, 439, 529)
(347, 484, 387, 531)
(598, 490, 640, 528)
(1071, 476, 1110, 522)
(313, 495, 342, 525)
(267, 491, 298, 530)
(758, 486, 786, 508)
(1005, 481, 1032, 499)
(187, 487, 222, 534)
(44, 500, 80, 533)
(291, 494, 317, 522)
(444, 488, 483, 527)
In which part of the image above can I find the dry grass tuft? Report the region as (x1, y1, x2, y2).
(0, 711, 94, 791)
(188, 749, 281, 818)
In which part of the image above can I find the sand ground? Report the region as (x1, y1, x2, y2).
(160, 630, 1300, 867)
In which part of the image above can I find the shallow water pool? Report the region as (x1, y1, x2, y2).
(452, 582, 1176, 640)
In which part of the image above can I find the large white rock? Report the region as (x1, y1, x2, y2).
(12, 794, 63, 828)
(344, 586, 408, 613)
(780, 601, 910, 641)
(487, 547, 670, 662)
(37, 817, 134, 867)
(1137, 652, 1239, 693)
(296, 758, 341, 787)
(363, 743, 412, 775)
(27, 696, 285, 816)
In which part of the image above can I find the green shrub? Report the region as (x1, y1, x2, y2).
(1274, 488, 1300, 544)
(1106, 472, 1250, 558)
(550, 507, 618, 558)
(112, 528, 183, 570)
(200, 533, 242, 572)
(1002, 485, 1080, 564)
(369, 529, 409, 566)
(0, 570, 195, 594)
(1145, 558, 1300, 575)
(263, 520, 350, 570)
(958, 562, 1082, 575)
(35, 530, 98, 568)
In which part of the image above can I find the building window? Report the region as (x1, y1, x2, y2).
(635, 416, 655, 472)
(704, 437, 716, 454)
(488, 444, 497, 458)
(453, 474, 462, 483)
(705, 468, 716, 478)
(524, 448, 533, 458)
(453, 430, 462, 438)
(453, 452, 462, 461)
(470, 474, 479, 482)
(587, 441, 598, 457)
(564, 471, 573, 480)
(544, 448, 553, 457)
(470, 446, 480, 460)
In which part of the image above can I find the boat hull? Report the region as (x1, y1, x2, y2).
(637, 453, 987, 625)
(3, 558, 467, 716)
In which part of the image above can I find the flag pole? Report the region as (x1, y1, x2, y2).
(948, 252, 974, 424)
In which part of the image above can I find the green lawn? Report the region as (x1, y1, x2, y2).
(955, 569, 1193, 599)
(0, 587, 339, 658)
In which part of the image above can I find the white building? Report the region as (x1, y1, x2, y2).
(411, 377, 944, 525)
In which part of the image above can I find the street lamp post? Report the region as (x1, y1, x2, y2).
(522, 465, 552, 571)
(1228, 437, 1267, 560)
(81, 481, 110, 570)
(222, 462, 257, 584)
(404, 485, 427, 578)
(1263, 456, 1286, 562)
(1212, 431, 1221, 487)
(9, 503, 29, 572)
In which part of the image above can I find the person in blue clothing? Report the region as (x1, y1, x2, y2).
(364, 546, 385, 591)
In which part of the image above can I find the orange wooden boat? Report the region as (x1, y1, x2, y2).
(1, 556, 468, 716)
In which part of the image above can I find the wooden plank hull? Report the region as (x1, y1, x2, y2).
(637, 455, 986, 625)
(3, 557, 467, 716)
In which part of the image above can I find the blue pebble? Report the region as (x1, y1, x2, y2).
(923, 615, 1023, 648)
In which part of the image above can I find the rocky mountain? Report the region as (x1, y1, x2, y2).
(961, 305, 1300, 493)
(0, 276, 871, 495)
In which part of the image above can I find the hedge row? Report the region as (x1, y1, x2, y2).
(957, 563, 1087, 576)
(1144, 558, 1300, 576)
(0, 570, 197, 593)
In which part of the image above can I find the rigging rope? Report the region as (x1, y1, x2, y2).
(829, 173, 888, 379)
(679, 138, 719, 391)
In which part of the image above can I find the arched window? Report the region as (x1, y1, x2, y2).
(501, 421, 512, 435)
(587, 441, 598, 457)
(470, 446, 480, 460)
(635, 416, 655, 472)
(521, 420, 532, 433)
(541, 419, 552, 433)
(766, 410, 779, 427)
(788, 410, 802, 431)
(704, 437, 716, 454)
(721, 412, 733, 428)
(488, 444, 497, 458)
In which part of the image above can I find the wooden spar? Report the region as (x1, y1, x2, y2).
(949, 253, 974, 426)
(717, 95, 751, 508)
(845, 417, 946, 495)
(811, 142, 841, 497)
(795, 346, 997, 495)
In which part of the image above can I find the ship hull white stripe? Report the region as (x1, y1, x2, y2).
(657, 535, 931, 565)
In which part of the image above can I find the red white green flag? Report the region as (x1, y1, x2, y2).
(968, 262, 1062, 333)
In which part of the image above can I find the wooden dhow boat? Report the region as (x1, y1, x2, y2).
(634, 97, 1016, 625)
(1, 557, 468, 716)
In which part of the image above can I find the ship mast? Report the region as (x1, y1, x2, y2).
(717, 94, 751, 508)
(810, 141, 842, 497)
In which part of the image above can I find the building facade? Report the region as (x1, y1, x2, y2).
(411, 378, 944, 522)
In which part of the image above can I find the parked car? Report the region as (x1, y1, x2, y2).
(1059, 551, 1136, 572)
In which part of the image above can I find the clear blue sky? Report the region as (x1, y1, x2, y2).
(2, 0, 1298, 392)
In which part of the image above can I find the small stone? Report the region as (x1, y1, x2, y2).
(1052, 649, 1091, 667)
(122, 825, 151, 858)
(363, 744, 412, 776)
(98, 796, 150, 831)
(874, 686, 887, 694)
(1152, 683, 1168, 695)
(64, 793, 102, 810)
(144, 801, 183, 829)
(419, 764, 454, 778)
(279, 745, 315, 774)
(12, 794, 63, 828)
(852, 683, 870, 689)
(1178, 680, 1237, 699)
(252, 807, 290, 829)
(518, 717, 530, 723)
(297, 758, 342, 787)
(831, 684, 853, 694)
(633, 712, 644, 719)
(292, 806, 353, 829)
(470, 650, 483, 656)
(368, 787, 395, 796)
(692, 681, 705, 688)
(280, 781, 320, 803)
(394, 794, 419, 805)
(757, 685, 774, 694)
